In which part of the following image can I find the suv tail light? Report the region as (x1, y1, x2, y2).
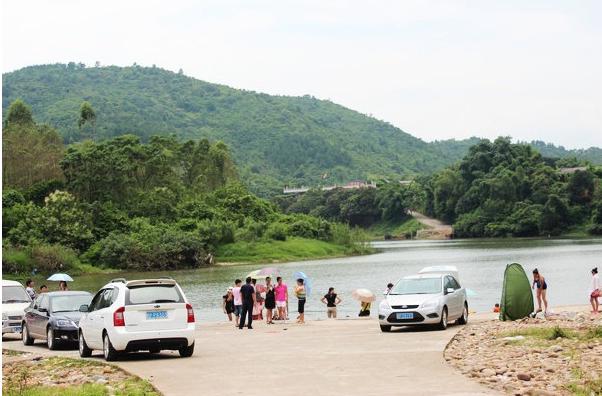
(186, 304, 195, 323)
(113, 306, 125, 326)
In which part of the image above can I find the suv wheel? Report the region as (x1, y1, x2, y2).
(47, 327, 56, 350)
(103, 333, 119, 361)
(457, 303, 468, 325)
(178, 342, 195, 357)
(79, 331, 92, 357)
(22, 324, 34, 345)
(437, 306, 448, 330)
(380, 325, 392, 332)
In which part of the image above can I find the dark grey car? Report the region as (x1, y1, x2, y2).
(22, 291, 92, 349)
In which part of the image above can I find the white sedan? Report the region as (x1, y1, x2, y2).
(378, 273, 468, 332)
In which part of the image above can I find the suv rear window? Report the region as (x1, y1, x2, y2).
(126, 285, 184, 305)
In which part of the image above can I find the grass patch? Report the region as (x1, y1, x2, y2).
(501, 326, 576, 340)
(367, 218, 424, 240)
(3, 383, 108, 396)
(217, 237, 351, 263)
(584, 326, 602, 339)
(2, 349, 25, 356)
(2, 356, 158, 396)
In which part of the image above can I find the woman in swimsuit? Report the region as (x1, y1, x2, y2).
(532, 268, 548, 313)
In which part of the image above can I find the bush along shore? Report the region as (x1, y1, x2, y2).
(445, 312, 602, 395)
(2, 350, 159, 395)
(2, 99, 373, 275)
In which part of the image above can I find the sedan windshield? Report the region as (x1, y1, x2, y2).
(51, 295, 91, 313)
(389, 278, 442, 295)
(2, 286, 31, 303)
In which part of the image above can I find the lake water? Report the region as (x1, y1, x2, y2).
(29, 238, 602, 322)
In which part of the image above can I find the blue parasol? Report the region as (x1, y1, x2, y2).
(47, 273, 74, 282)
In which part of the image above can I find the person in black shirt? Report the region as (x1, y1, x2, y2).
(239, 277, 256, 329)
(321, 287, 342, 319)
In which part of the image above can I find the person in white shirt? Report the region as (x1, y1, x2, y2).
(25, 279, 36, 300)
(590, 267, 600, 315)
(232, 279, 243, 327)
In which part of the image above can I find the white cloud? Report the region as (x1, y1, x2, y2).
(2, 0, 601, 148)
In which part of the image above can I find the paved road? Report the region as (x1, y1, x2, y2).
(3, 317, 496, 396)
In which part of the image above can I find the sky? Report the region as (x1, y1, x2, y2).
(2, 0, 601, 148)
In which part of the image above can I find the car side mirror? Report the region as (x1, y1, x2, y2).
(446, 288, 455, 295)
(79, 304, 89, 313)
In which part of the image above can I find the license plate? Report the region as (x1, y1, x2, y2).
(146, 311, 167, 320)
(396, 312, 413, 320)
(12, 327, 22, 333)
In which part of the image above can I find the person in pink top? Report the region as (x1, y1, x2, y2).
(232, 279, 243, 327)
(274, 276, 288, 320)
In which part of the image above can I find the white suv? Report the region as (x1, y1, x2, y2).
(2, 280, 32, 335)
(78, 278, 195, 361)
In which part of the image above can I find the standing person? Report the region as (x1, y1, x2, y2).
(264, 277, 276, 324)
(295, 278, 306, 324)
(232, 279, 243, 327)
(274, 277, 288, 321)
(222, 287, 235, 322)
(321, 287, 341, 319)
(39, 285, 48, 293)
(59, 281, 69, 291)
(531, 269, 548, 313)
(25, 279, 36, 300)
(590, 267, 600, 315)
(239, 277, 256, 329)
(384, 283, 394, 294)
(251, 279, 263, 321)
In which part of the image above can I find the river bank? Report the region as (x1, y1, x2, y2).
(445, 309, 602, 395)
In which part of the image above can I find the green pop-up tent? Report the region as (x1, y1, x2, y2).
(499, 263, 534, 321)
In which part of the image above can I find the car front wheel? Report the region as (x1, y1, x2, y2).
(79, 331, 92, 357)
(179, 342, 195, 357)
(22, 324, 34, 345)
(437, 306, 448, 330)
(47, 327, 56, 350)
(103, 333, 119, 361)
(457, 303, 468, 325)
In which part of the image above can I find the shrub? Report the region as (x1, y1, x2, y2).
(2, 245, 34, 274)
(30, 244, 79, 273)
(266, 223, 287, 241)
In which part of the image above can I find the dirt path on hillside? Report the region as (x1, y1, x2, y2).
(409, 211, 453, 238)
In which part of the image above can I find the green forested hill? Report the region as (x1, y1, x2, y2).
(3, 63, 601, 195)
(2, 63, 462, 194)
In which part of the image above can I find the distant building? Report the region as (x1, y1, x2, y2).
(558, 166, 587, 175)
(283, 180, 376, 194)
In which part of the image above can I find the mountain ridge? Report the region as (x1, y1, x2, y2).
(3, 63, 601, 195)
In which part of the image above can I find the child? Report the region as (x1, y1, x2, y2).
(493, 303, 500, 313)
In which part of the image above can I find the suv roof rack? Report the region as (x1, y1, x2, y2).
(110, 278, 127, 284)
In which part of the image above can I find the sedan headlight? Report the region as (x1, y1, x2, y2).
(421, 299, 439, 309)
(379, 299, 391, 311)
(56, 319, 75, 327)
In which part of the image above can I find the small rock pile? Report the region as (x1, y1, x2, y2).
(444, 312, 602, 395)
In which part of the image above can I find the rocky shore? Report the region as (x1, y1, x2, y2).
(445, 311, 602, 395)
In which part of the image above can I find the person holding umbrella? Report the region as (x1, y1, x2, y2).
(295, 278, 307, 324)
(352, 289, 376, 317)
(47, 273, 73, 291)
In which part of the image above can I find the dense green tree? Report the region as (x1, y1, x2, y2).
(3, 99, 34, 127)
